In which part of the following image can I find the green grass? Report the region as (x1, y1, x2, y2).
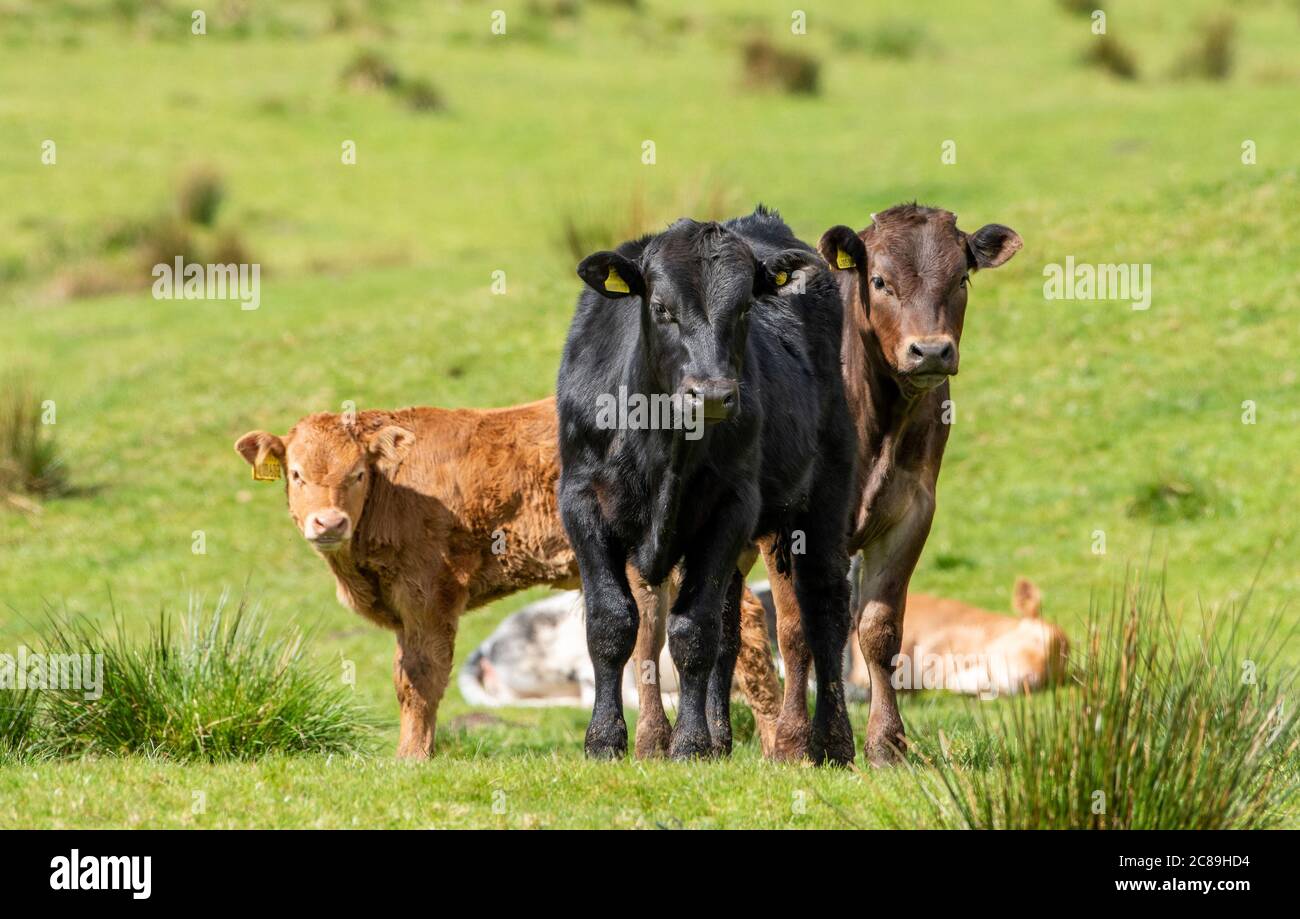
(32, 593, 377, 761)
(0, 375, 69, 508)
(918, 572, 1300, 829)
(0, 695, 962, 829)
(1, 0, 1299, 827)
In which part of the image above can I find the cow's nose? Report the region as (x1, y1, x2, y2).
(684, 379, 739, 423)
(306, 510, 350, 544)
(903, 337, 958, 376)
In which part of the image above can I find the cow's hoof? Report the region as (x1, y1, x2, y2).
(810, 726, 856, 768)
(770, 715, 811, 763)
(764, 733, 806, 764)
(634, 715, 672, 760)
(811, 706, 856, 767)
(708, 733, 733, 759)
(668, 725, 713, 761)
(865, 729, 908, 767)
(585, 719, 628, 760)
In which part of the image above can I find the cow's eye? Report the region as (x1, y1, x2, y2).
(871, 276, 886, 291)
(290, 469, 303, 485)
(960, 274, 970, 289)
(651, 301, 673, 323)
(353, 469, 365, 483)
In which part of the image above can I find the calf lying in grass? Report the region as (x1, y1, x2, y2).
(464, 579, 1069, 707)
(459, 587, 772, 711)
(846, 577, 1070, 698)
(235, 400, 782, 758)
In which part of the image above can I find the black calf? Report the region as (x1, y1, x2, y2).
(556, 206, 858, 763)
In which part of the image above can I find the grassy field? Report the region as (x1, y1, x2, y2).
(1, 0, 1298, 828)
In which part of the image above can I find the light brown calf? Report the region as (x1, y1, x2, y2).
(236, 398, 782, 758)
(847, 578, 1070, 697)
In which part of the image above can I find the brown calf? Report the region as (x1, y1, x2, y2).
(235, 399, 782, 758)
(763, 204, 1022, 764)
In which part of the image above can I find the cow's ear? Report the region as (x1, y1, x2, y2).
(754, 248, 821, 297)
(235, 431, 286, 481)
(965, 224, 1022, 270)
(577, 251, 646, 299)
(365, 425, 415, 468)
(235, 431, 285, 467)
(818, 225, 867, 275)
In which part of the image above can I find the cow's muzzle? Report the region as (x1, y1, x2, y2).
(899, 337, 958, 390)
(682, 378, 739, 424)
(305, 509, 351, 550)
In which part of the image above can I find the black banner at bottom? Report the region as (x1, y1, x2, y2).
(0, 829, 1286, 905)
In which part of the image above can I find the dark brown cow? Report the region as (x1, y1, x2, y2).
(235, 399, 783, 759)
(763, 203, 1022, 764)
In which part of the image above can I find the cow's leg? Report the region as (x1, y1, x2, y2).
(735, 583, 782, 756)
(856, 499, 933, 766)
(790, 511, 855, 767)
(705, 568, 745, 757)
(764, 539, 813, 762)
(668, 496, 754, 761)
(630, 566, 672, 759)
(729, 545, 781, 756)
(562, 489, 638, 760)
(393, 614, 459, 759)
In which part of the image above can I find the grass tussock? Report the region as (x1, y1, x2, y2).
(1126, 474, 1229, 524)
(1174, 15, 1235, 81)
(1084, 34, 1139, 80)
(0, 375, 68, 511)
(556, 179, 741, 262)
(340, 48, 401, 91)
(1056, 0, 1097, 16)
(0, 689, 42, 764)
(48, 167, 257, 301)
(175, 164, 225, 227)
(912, 571, 1299, 829)
(35, 593, 377, 762)
(835, 19, 929, 59)
(741, 36, 820, 95)
(340, 48, 445, 113)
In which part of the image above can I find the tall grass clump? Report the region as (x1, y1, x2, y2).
(1056, 0, 1096, 15)
(40, 593, 377, 761)
(740, 37, 820, 95)
(1127, 473, 1230, 524)
(1083, 34, 1139, 80)
(835, 20, 928, 59)
(0, 689, 42, 764)
(0, 375, 68, 510)
(1174, 15, 1235, 81)
(175, 165, 226, 227)
(913, 571, 1299, 829)
(556, 179, 739, 262)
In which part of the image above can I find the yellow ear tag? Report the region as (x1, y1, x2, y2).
(774, 270, 789, 286)
(835, 248, 856, 269)
(252, 453, 282, 482)
(605, 266, 630, 295)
